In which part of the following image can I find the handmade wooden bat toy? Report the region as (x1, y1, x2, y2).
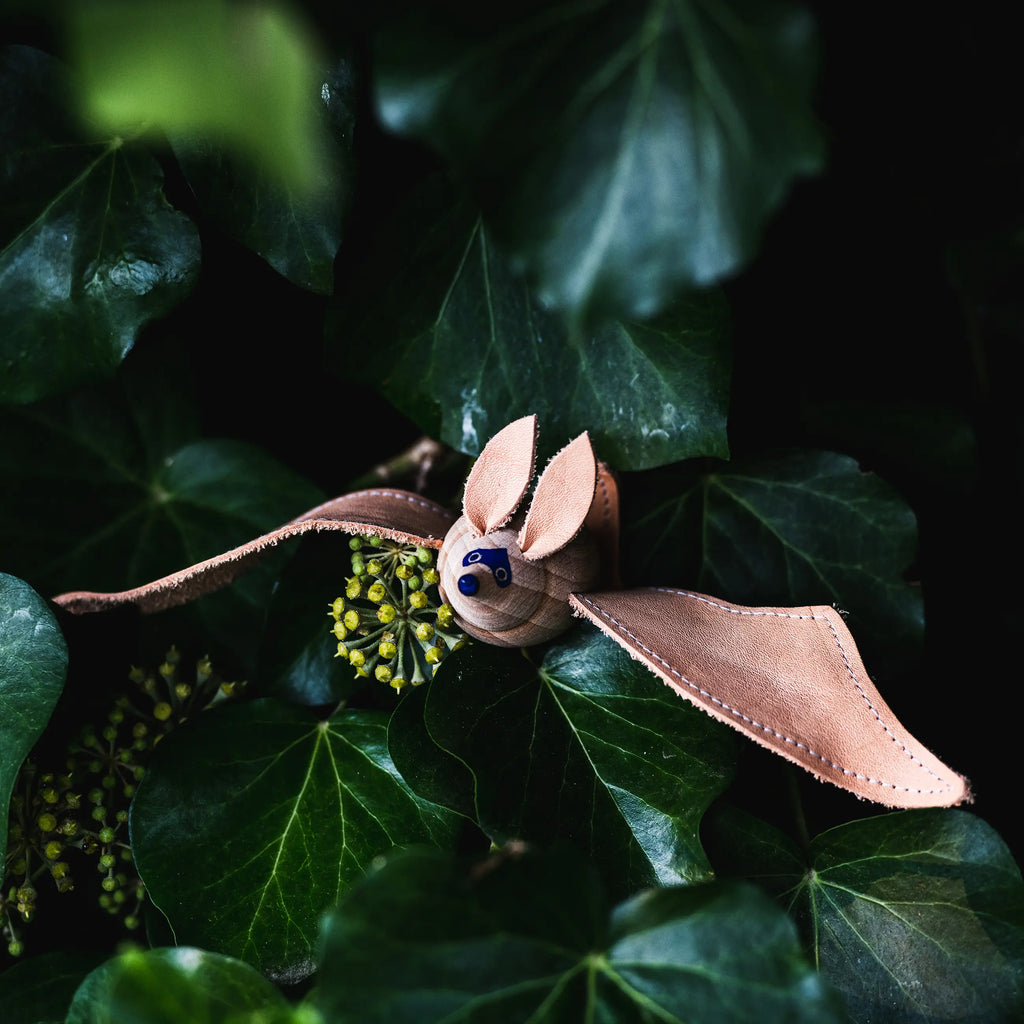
(54, 415, 968, 810)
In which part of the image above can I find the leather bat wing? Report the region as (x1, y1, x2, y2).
(53, 489, 455, 614)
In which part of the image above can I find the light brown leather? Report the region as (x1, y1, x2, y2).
(53, 489, 454, 614)
(587, 462, 620, 588)
(519, 432, 597, 560)
(462, 415, 537, 536)
(570, 587, 968, 808)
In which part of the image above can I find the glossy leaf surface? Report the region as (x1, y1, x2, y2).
(621, 450, 924, 672)
(65, 947, 294, 1024)
(711, 807, 1024, 1023)
(130, 698, 460, 982)
(0, 573, 67, 863)
(375, 0, 824, 322)
(390, 627, 737, 898)
(336, 205, 731, 468)
(318, 846, 845, 1024)
(0, 46, 200, 404)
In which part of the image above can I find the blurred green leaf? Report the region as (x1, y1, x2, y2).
(375, 0, 823, 323)
(0, 573, 67, 865)
(171, 56, 356, 293)
(130, 698, 460, 983)
(334, 198, 731, 468)
(318, 845, 845, 1024)
(621, 450, 924, 673)
(0, 951, 109, 1024)
(70, 0, 332, 195)
(392, 627, 737, 899)
(65, 947, 295, 1024)
(0, 45, 200, 404)
(709, 807, 1024, 1024)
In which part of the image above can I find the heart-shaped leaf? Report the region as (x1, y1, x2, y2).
(0, 46, 200, 404)
(130, 698, 460, 983)
(375, 0, 824, 323)
(621, 450, 924, 673)
(0, 342, 324, 663)
(333, 197, 731, 468)
(0, 573, 68, 866)
(709, 806, 1024, 1024)
(318, 845, 846, 1024)
(391, 626, 737, 899)
(65, 947, 294, 1024)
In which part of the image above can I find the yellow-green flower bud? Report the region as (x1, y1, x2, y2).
(375, 664, 393, 684)
(343, 609, 360, 630)
(153, 702, 172, 721)
(366, 558, 383, 576)
(41, 787, 59, 804)
(349, 537, 363, 551)
(329, 597, 345, 619)
(133, 723, 148, 739)
(409, 590, 428, 609)
(390, 677, 409, 692)
(415, 622, 435, 643)
(377, 604, 396, 625)
(396, 563, 414, 580)
(174, 683, 191, 699)
(425, 646, 445, 665)
(436, 604, 455, 629)
(367, 582, 386, 603)
(334, 642, 349, 659)
(369, 535, 383, 548)
(349, 650, 366, 669)
(423, 567, 440, 585)
(37, 812, 57, 832)
(378, 640, 398, 660)
(332, 621, 348, 640)
(346, 577, 362, 600)
(44, 840, 63, 860)
(416, 546, 433, 565)
(159, 661, 175, 678)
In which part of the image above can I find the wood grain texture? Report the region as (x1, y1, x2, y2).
(438, 515, 599, 647)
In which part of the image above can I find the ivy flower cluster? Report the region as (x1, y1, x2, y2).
(1, 648, 243, 959)
(329, 535, 466, 691)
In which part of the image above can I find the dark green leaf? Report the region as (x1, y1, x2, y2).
(0, 46, 200, 404)
(0, 573, 67, 864)
(710, 807, 1024, 1024)
(401, 627, 737, 898)
(318, 845, 845, 1024)
(0, 951, 109, 1024)
(621, 450, 924, 672)
(172, 57, 355, 294)
(375, 0, 824, 323)
(336, 204, 731, 468)
(0, 342, 324, 662)
(130, 698, 460, 983)
(65, 946, 294, 1024)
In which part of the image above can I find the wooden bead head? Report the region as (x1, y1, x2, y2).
(437, 416, 602, 648)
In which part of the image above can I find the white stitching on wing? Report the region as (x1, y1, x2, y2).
(576, 591, 955, 796)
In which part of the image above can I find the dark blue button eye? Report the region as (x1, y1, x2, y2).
(458, 573, 479, 596)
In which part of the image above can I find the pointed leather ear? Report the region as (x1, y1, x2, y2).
(53, 489, 455, 614)
(518, 432, 597, 561)
(462, 415, 537, 536)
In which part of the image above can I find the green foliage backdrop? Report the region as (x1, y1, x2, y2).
(1, 2, 1022, 1022)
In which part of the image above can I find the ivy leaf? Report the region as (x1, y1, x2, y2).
(375, 0, 823, 323)
(65, 947, 296, 1024)
(130, 698, 460, 983)
(0, 46, 200, 405)
(621, 450, 924, 673)
(0, 342, 324, 664)
(334, 198, 731, 468)
(0, 951, 109, 1024)
(0, 573, 68, 865)
(171, 56, 356, 294)
(395, 627, 737, 899)
(318, 845, 846, 1024)
(709, 807, 1024, 1024)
